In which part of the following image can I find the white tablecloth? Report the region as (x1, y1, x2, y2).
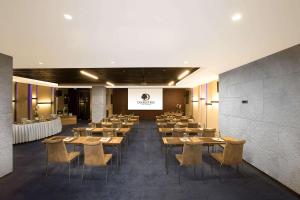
(13, 117, 62, 144)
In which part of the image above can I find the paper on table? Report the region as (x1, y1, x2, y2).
(63, 137, 74, 142)
(100, 137, 111, 142)
(212, 137, 224, 142)
(180, 137, 191, 142)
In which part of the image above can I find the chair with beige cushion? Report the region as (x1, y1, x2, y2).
(201, 128, 216, 152)
(176, 143, 203, 184)
(102, 128, 116, 137)
(167, 122, 176, 128)
(172, 128, 186, 137)
(45, 139, 80, 182)
(188, 122, 199, 128)
(82, 141, 112, 183)
(210, 139, 246, 176)
(73, 127, 88, 136)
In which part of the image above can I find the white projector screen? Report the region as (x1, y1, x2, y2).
(128, 88, 163, 110)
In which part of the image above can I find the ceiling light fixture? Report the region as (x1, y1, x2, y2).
(106, 81, 114, 86)
(80, 70, 99, 80)
(64, 14, 73, 20)
(184, 61, 189, 65)
(231, 13, 242, 21)
(168, 81, 175, 86)
(38, 62, 43, 65)
(177, 70, 190, 80)
(111, 61, 116, 64)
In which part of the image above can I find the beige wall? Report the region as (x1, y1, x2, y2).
(16, 83, 28, 122)
(37, 86, 53, 117)
(192, 80, 219, 132)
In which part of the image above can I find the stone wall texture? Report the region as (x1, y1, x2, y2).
(91, 86, 106, 122)
(0, 53, 13, 177)
(219, 44, 300, 194)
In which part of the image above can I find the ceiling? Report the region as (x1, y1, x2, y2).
(1, 0, 300, 86)
(13, 67, 198, 85)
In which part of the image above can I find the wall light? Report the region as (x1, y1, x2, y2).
(80, 70, 99, 80)
(106, 81, 115, 86)
(37, 102, 53, 104)
(205, 102, 212, 106)
(211, 100, 219, 103)
(178, 70, 190, 80)
(199, 97, 206, 100)
(231, 13, 242, 21)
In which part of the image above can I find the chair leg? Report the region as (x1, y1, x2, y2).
(178, 166, 181, 184)
(68, 162, 71, 183)
(105, 166, 108, 184)
(81, 164, 85, 183)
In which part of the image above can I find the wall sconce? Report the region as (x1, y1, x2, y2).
(199, 97, 206, 100)
(205, 102, 212, 106)
(211, 100, 219, 103)
(32, 97, 37, 100)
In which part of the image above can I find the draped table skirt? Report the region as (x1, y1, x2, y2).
(13, 117, 62, 144)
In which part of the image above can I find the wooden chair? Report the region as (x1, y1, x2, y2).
(73, 127, 88, 136)
(82, 141, 112, 183)
(167, 122, 176, 128)
(210, 139, 246, 177)
(112, 121, 122, 128)
(188, 122, 199, 128)
(45, 139, 80, 182)
(202, 128, 216, 152)
(176, 143, 203, 184)
(172, 128, 186, 137)
(103, 128, 116, 137)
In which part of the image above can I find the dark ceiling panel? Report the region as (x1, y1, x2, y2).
(13, 67, 198, 85)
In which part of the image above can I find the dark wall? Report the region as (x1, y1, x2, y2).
(112, 88, 186, 120)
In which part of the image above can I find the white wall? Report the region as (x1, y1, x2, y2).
(91, 86, 106, 122)
(219, 44, 300, 194)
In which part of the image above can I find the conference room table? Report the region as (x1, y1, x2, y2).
(158, 127, 204, 135)
(162, 136, 226, 174)
(43, 136, 124, 169)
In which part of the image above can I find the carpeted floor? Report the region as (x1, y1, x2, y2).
(0, 120, 299, 200)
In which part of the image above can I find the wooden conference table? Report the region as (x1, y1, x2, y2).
(43, 136, 124, 169)
(162, 136, 226, 174)
(158, 127, 204, 135)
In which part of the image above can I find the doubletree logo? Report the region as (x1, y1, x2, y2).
(141, 93, 150, 101)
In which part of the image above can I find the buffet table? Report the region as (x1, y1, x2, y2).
(13, 117, 62, 144)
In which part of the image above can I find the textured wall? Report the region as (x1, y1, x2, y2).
(0, 53, 13, 177)
(91, 86, 106, 122)
(219, 44, 300, 194)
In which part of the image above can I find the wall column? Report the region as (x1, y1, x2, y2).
(0, 53, 13, 177)
(91, 86, 106, 122)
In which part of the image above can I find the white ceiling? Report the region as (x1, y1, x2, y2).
(0, 0, 300, 86)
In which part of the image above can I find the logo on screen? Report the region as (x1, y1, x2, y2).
(141, 93, 150, 101)
(137, 92, 154, 105)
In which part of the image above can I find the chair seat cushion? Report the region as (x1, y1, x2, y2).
(175, 154, 183, 165)
(68, 151, 80, 161)
(210, 152, 223, 164)
(104, 154, 112, 165)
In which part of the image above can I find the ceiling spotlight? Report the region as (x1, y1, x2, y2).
(177, 70, 190, 80)
(64, 14, 73, 20)
(106, 81, 114, 86)
(184, 61, 189, 65)
(80, 70, 99, 80)
(231, 13, 242, 21)
(111, 61, 116, 64)
(38, 62, 43, 65)
(168, 81, 175, 86)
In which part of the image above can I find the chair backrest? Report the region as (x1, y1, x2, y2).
(172, 128, 186, 137)
(46, 139, 69, 163)
(176, 122, 188, 128)
(181, 143, 203, 166)
(202, 128, 216, 137)
(73, 127, 87, 136)
(83, 141, 106, 166)
(112, 122, 122, 128)
(157, 119, 165, 123)
(103, 128, 116, 137)
(180, 118, 189, 123)
(223, 140, 246, 165)
(167, 122, 176, 128)
(95, 123, 102, 128)
(188, 122, 198, 128)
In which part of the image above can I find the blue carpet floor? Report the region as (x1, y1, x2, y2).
(0, 120, 299, 200)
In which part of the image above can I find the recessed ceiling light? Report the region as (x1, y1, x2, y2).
(64, 14, 73, 20)
(38, 62, 43, 65)
(177, 70, 190, 80)
(184, 61, 189, 65)
(111, 61, 116, 64)
(106, 81, 114, 86)
(231, 13, 242, 21)
(80, 70, 98, 80)
(168, 81, 175, 86)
